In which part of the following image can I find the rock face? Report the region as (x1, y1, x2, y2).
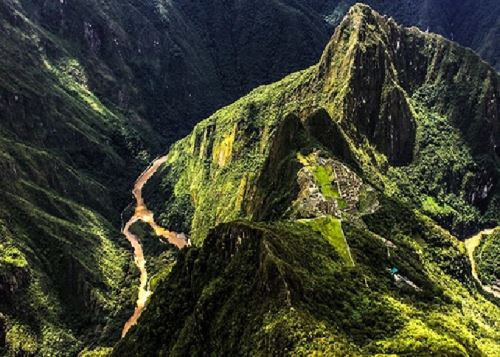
(249, 114, 306, 221)
(318, 5, 417, 165)
(318, 3, 500, 164)
(0, 266, 29, 299)
(303, 109, 354, 164)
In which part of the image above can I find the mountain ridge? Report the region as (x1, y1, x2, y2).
(114, 4, 500, 355)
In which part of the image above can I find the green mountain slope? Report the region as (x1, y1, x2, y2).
(0, 0, 331, 354)
(10, 0, 331, 140)
(145, 3, 500, 241)
(0, 3, 156, 354)
(115, 218, 499, 355)
(1, 1, 499, 355)
(116, 4, 500, 355)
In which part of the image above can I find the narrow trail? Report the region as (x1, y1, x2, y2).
(464, 228, 499, 299)
(121, 155, 189, 338)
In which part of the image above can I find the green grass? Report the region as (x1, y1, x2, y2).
(422, 195, 456, 217)
(300, 216, 354, 266)
(313, 166, 340, 199)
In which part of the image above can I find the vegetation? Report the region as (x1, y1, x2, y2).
(386, 100, 490, 237)
(146, 3, 500, 245)
(300, 216, 354, 267)
(475, 231, 500, 286)
(314, 0, 500, 71)
(0, 3, 154, 353)
(1, 0, 499, 355)
(118, 4, 500, 356)
(115, 213, 500, 355)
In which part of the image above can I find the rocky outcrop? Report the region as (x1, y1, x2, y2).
(249, 114, 305, 221)
(317, 4, 499, 167)
(303, 109, 354, 165)
(0, 265, 29, 300)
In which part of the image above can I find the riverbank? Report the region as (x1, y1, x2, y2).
(464, 228, 499, 299)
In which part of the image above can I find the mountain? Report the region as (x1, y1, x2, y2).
(0, 1, 152, 353)
(9, 0, 333, 141)
(0, 1, 330, 354)
(114, 4, 500, 355)
(0, 0, 499, 355)
(311, 0, 500, 71)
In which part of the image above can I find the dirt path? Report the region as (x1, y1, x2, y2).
(464, 228, 499, 299)
(121, 156, 189, 338)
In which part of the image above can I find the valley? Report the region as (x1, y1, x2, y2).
(121, 155, 189, 338)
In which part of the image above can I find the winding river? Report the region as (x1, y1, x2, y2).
(121, 155, 189, 338)
(464, 228, 499, 299)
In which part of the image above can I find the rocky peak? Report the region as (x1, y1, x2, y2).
(316, 4, 416, 165)
(314, 3, 500, 166)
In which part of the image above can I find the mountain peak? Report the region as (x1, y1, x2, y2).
(318, 3, 401, 85)
(315, 3, 499, 166)
(111, 3, 500, 355)
(340, 2, 393, 33)
(346, 2, 381, 20)
(316, 4, 416, 165)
